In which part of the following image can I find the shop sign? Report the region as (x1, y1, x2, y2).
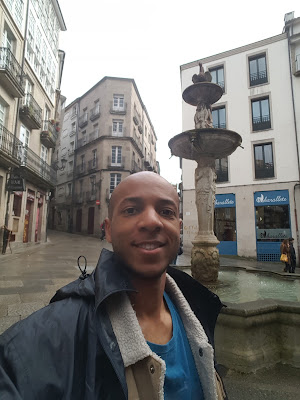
(7, 176, 25, 191)
(215, 193, 235, 208)
(254, 190, 289, 206)
(257, 228, 292, 240)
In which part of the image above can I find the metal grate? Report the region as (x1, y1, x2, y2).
(257, 253, 280, 262)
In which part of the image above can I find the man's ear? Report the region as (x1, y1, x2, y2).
(105, 218, 112, 243)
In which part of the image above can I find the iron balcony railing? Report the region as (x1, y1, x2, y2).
(42, 120, 58, 138)
(252, 115, 271, 131)
(131, 160, 142, 173)
(110, 101, 127, 114)
(78, 112, 88, 128)
(20, 93, 43, 126)
(250, 70, 267, 86)
(108, 155, 125, 168)
(88, 159, 98, 171)
(17, 145, 56, 185)
(86, 190, 97, 202)
(0, 123, 22, 161)
(255, 162, 274, 179)
(0, 47, 24, 92)
(213, 122, 226, 129)
(90, 104, 100, 121)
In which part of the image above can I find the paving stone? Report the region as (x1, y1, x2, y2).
(0, 280, 23, 288)
(20, 292, 53, 305)
(8, 302, 45, 318)
(0, 305, 7, 317)
(0, 316, 20, 334)
(0, 294, 21, 305)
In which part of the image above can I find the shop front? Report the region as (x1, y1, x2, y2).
(214, 193, 237, 255)
(254, 190, 291, 262)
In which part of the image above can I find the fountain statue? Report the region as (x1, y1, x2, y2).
(169, 63, 242, 284)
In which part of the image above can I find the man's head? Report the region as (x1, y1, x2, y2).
(105, 172, 181, 279)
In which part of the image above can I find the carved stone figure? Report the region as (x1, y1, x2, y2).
(192, 63, 212, 84)
(194, 102, 213, 129)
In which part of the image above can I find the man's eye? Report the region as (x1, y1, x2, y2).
(161, 209, 176, 217)
(124, 207, 137, 215)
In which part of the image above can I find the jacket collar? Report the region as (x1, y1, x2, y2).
(94, 249, 137, 309)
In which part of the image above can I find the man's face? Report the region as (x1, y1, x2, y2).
(105, 173, 181, 279)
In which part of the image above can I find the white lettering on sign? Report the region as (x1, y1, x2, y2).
(256, 194, 287, 204)
(215, 199, 234, 206)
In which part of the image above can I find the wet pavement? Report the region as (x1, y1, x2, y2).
(0, 230, 299, 399)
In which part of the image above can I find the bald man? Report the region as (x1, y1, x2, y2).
(0, 172, 226, 400)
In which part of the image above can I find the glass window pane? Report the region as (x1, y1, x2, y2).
(261, 99, 269, 117)
(252, 101, 260, 118)
(212, 109, 219, 125)
(258, 56, 266, 72)
(219, 108, 226, 125)
(210, 70, 217, 83)
(264, 144, 273, 164)
(249, 59, 257, 75)
(217, 68, 224, 83)
(255, 145, 263, 161)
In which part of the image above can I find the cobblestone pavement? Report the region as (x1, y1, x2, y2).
(0, 230, 299, 399)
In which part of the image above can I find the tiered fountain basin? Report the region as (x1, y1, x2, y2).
(169, 128, 242, 160)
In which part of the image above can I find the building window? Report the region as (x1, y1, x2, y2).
(112, 120, 123, 136)
(209, 66, 225, 91)
(90, 176, 96, 195)
(254, 143, 274, 179)
(251, 97, 271, 131)
(113, 95, 124, 111)
(215, 157, 228, 182)
(110, 173, 121, 194)
(12, 192, 22, 217)
(249, 54, 267, 86)
(67, 183, 72, 197)
(212, 106, 226, 129)
(0, 100, 7, 126)
(111, 146, 122, 166)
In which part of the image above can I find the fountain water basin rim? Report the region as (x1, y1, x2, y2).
(168, 128, 242, 160)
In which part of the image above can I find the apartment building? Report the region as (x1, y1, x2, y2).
(51, 76, 159, 236)
(0, 0, 66, 252)
(180, 12, 300, 261)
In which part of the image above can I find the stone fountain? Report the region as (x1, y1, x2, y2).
(169, 63, 242, 284)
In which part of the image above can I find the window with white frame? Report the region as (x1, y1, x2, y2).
(0, 100, 7, 126)
(40, 144, 48, 163)
(111, 146, 122, 166)
(2, 26, 15, 53)
(112, 120, 123, 136)
(113, 95, 124, 111)
(110, 173, 121, 194)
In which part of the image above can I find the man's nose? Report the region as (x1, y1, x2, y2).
(138, 208, 163, 231)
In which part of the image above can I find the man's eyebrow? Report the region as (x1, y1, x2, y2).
(118, 197, 178, 209)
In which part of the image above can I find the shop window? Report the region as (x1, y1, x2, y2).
(251, 98, 271, 131)
(254, 143, 274, 179)
(214, 208, 236, 242)
(256, 205, 291, 241)
(13, 193, 22, 217)
(249, 54, 267, 86)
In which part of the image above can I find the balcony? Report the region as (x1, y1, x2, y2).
(144, 157, 154, 171)
(0, 47, 25, 98)
(69, 127, 76, 137)
(17, 145, 56, 187)
(68, 148, 75, 156)
(88, 158, 98, 171)
(131, 160, 142, 173)
(295, 54, 300, 77)
(76, 163, 86, 176)
(89, 128, 99, 142)
(90, 104, 100, 121)
(0, 123, 22, 167)
(19, 93, 42, 129)
(109, 126, 126, 137)
(78, 112, 88, 128)
(74, 193, 84, 204)
(133, 116, 139, 125)
(40, 120, 58, 148)
(252, 115, 271, 131)
(250, 70, 268, 86)
(108, 156, 125, 169)
(255, 163, 274, 179)
(138, 125, 143, 134)
(110, 101, 127, 115)
(86, 191, 96, 202)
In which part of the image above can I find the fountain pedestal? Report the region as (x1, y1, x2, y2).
(169, 63, 242, 285)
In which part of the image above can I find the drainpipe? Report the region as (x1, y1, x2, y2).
(287, 20, 300, 265)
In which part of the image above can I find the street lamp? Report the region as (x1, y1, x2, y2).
(53, 157, 67, 171)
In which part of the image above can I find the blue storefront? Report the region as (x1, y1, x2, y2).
(214, 193, 237, 255)
(254, 190, 292, 262)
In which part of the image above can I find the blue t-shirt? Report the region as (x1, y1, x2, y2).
(147, 292, 204, 400)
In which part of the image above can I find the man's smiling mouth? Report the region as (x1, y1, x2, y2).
(134, 242, 164, 250)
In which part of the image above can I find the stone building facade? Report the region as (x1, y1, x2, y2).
(0, 0, 66, 252)
(51, 77, 159, 236)
(180, 12, 300, 261)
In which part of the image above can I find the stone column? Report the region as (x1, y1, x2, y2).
(191, 157, 219, 284)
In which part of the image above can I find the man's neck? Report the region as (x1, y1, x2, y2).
(128, 273, 173, 344)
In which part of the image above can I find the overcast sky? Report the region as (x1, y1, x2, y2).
(58, 0, 298, 184)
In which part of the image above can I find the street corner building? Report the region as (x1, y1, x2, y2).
(50, 77, 160, 237)
(180, 12, 300, 262)
(0, 0, 66, 252)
